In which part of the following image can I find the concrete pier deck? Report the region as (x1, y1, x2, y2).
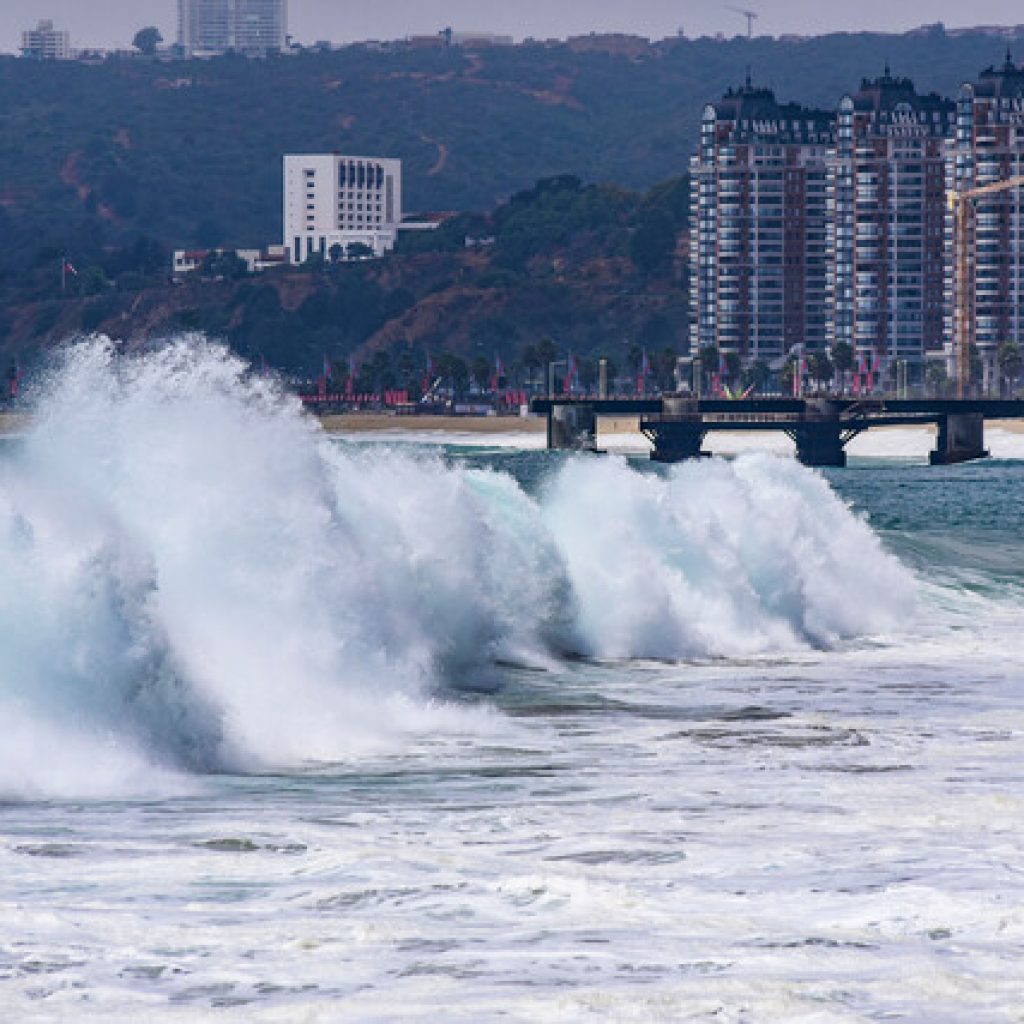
(530, 396, 1024, 466)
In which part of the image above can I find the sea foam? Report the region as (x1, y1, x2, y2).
(0, 337, 916, 797)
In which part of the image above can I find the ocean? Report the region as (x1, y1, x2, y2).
(0, 339, 1022, 1022)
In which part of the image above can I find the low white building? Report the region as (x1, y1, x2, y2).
(21, 20, 71, 60)
(173, 245, 288, 275)
(284, 154, 402, 264)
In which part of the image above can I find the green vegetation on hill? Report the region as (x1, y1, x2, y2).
(0, 174, 690, 389)
(0, 26, 1019, 264)
(1, 26, 1021, 381)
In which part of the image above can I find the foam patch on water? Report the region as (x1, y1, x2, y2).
(0, 338, 920, 798)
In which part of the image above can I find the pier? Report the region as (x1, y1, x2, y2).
(530, 396, 1024, 467)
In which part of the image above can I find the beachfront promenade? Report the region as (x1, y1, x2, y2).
(530, 396, 1024, 467)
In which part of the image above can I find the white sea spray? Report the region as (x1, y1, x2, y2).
(0, 337, 918, 798)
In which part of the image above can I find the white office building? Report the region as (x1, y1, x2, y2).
(21, 20, 71, 60)
(178, 0, 287, 56)
(284, 154, 403, 264)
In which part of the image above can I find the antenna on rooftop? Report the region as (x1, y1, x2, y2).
(725, 5, 759, 40)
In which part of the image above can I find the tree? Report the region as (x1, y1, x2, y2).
(201, 250, 248, 280)
(601, 358, 619, 394)
(808, 351, 834, 391)
(435, 353, 469, 397)
(997, 341, 1022, 395)
(969, 343, 984, 391)
(743, 359, 772, 393)
(78, 265, 108, 296)
(329, 243, 344, 264)
(346, 242, 374, 260)
(723, 350, 742, 385)
(780, 355, 798, 396)
(471, 356, 492, 392)
(698, 344, 719, 390)
(536, 337, 557, 373)
(926, 361, 949, 397)
(831, 342, 853, 391)
(133, 27, 163, 55)
(656, 347, 678, 392)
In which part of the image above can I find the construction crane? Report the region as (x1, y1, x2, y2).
(949, 175, 1024, 397)
(726, 5, 759, 39)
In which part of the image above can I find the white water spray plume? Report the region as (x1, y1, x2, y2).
(0, 337, 916, 798)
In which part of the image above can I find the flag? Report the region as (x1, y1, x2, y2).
(64, 261, 78, 277)
(318, 353, 330, 401)
(637, 348, 651, 394)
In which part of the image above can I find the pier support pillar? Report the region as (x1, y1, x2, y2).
(642, 397, 709, 462)
(547, 404, 598, 452)
(646, 424, 709, 462)
(643, 426, 709, 463)
(792, 423, 847, 468)
(929, 413, 989, 465)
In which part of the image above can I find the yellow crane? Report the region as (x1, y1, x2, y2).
(949, 175, 1024, 397)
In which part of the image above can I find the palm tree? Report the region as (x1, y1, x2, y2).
(998, 341, 1022, 396)
(831, 341, 853, 393)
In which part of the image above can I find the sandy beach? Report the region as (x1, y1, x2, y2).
(318, 413, 1024, 438)
(2, 410, 1022, 439)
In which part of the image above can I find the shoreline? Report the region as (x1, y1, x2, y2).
(3, 411, 1023, 438)
(317, 414, 1024, 438)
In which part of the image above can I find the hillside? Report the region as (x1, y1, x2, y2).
(0, 175, 690, 389)
(0, 25, 1021, 263)
(3, 26, 1024, 382)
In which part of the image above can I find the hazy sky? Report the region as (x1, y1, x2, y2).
(1, 0, 1022, 53)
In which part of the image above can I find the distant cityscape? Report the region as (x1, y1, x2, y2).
(18, 2, 517, 61)
(9, 8, 1024, 399)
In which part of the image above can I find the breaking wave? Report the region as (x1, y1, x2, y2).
(0, 338, 916, 798)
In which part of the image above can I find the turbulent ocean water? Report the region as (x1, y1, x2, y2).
(1, 339, 1022, 1022)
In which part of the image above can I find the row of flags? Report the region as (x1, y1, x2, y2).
(307, 347, 889, 401)
(310, 347, 671, 397)
(852, 353, 883, 397)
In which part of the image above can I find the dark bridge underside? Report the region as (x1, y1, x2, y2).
(530, 397, 1024, 467)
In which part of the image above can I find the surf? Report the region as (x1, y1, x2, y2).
(0, 337, 917, 798)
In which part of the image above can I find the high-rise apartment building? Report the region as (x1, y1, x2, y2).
(828, 73, 953, 376)
(21, 20, 70, 60)
(178, 0, 287, 56)
(284, 154, 403, 264)
(947, 54, 1024, 390)
(690, 81, 832, 362)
